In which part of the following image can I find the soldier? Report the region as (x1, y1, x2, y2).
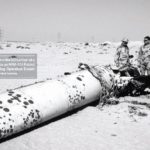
(138, 36, 150, 75)
(114, 38, 130, 69)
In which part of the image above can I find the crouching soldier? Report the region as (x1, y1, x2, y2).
(138, 36, 150, 75)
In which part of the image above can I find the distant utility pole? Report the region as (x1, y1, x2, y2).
(0, 27, 4, 42)
(0, 28, 2, 41)
(0, 28, 2, 49)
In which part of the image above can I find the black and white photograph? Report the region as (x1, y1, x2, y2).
(0, 0, 150, 149)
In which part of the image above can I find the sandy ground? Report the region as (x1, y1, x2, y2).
(0, 41, 150, 150)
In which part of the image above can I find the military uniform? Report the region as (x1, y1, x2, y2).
(138, 44, 150, 75)
(114, 45, 130, 69)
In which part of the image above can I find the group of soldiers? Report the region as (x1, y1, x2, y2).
(114, 36, 150, 75)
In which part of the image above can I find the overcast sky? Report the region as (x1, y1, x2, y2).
(0, 0, 150, 42)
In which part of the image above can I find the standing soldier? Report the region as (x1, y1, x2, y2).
(114, 38, 130, 69)
(138, 36, 150, 75)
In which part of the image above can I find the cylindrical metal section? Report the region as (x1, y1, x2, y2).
(0, 70, 101, 139)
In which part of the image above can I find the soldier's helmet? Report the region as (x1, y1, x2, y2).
(121, 38, 129, 43)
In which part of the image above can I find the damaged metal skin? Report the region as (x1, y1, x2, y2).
(0, 90, 42, 139)
(0, 64, 143, 140)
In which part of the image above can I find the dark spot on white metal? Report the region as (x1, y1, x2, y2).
(13, 96, 21, 102)
(76, 77, 82, 81)
(23, 101, 29, 105)
(8, 99, 13, 103)
(28, 100, 34, 104)
(16, 94, 21, 97)
(3, 108, 10, 112)
(8, 91, 14, 94)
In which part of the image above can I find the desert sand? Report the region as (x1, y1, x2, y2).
(0, 41, 150, 150)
